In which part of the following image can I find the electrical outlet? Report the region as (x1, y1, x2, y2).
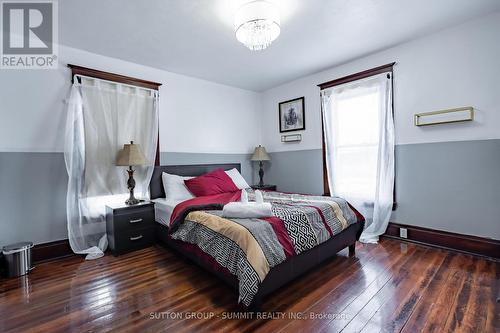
(400, 228, 408, 239)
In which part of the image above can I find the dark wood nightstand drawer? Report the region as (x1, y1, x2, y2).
(113, 207, 154, 232)
(112, 226, 154, 255)
(106, 201, 155, 256)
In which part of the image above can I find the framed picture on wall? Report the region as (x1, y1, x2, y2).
(279, 97, 305, 133)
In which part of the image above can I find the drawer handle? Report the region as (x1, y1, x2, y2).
(130, 235, 143, 241)
(129, 218, 143, 224)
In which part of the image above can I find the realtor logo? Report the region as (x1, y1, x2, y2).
(1, 0, 58, 69)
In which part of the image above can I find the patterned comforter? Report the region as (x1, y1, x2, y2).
(168, 190, 363, 306)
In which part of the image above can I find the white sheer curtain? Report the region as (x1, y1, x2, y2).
(64, 76, 159, 259)
(321, 73, 394, 243)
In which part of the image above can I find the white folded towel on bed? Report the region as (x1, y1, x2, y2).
(255, 190, 264, 204)
(241, 189, 249, 203)
(222, 202, 273, 219)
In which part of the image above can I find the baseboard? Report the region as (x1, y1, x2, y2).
(383, 222, 500, 260)
(32, 239, 74, 263)
(12, 223, 500, 265)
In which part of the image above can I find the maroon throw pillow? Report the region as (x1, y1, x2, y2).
(184, 169, 239, 197)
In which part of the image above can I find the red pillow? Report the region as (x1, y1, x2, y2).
(184, 169, 239, 197)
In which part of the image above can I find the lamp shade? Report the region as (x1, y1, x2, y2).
(116, 141, 147, 166)
(251, 145, 270, 161)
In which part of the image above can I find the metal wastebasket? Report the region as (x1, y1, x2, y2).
(2, 242, 34, 278)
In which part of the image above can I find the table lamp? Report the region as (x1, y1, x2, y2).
(116, 141, 147, 205)
(251, 145, 270, 187)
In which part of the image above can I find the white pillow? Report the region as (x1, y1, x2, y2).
(225, 168, 250, 190)
(161, 172, 194, 201)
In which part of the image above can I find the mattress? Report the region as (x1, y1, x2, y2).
(152, 198, 182, 226)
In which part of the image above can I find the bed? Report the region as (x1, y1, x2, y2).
(150, 163, 365, 309)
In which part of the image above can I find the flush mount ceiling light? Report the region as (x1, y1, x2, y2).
(234, 1, 280, 51)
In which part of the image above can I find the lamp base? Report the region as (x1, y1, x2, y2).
(125, 166, 140, 205)
(125, 197, 140, 206)
(258, 161, 265, 187)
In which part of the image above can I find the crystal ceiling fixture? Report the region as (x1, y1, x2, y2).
(234, 0, 281, 51)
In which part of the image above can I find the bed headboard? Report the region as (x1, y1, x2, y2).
(149, 163, 241, 200)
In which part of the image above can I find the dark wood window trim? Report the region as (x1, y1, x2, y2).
(68, 64, 162, 166)
(318, 62, 395, 90)
(68, 64, 162, 90)
(318, 63, 397, 209)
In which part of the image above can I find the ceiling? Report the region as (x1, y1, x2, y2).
(59, 0, 500, 91)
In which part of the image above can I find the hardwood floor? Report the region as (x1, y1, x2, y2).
(0, 239, 498, 333)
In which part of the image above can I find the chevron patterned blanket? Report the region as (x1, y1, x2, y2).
(169, 190, 363, 306)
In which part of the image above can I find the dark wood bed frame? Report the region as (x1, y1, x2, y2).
(150, 163, 364, 309)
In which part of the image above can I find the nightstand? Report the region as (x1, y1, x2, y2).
(106, 201, 155, 256)
(251, 184, 277, 191)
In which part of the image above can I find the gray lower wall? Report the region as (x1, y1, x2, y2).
(391, 139, 500, 240)
(1, 141, 498, 247)
(265, 139, 500, 240)
(0, 151, 258, 247)
(0, 152, 68, 246)
(264, 149, 324, 195)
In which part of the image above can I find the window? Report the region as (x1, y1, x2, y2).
(331, 86, 381, 200)
(66, 65, 162, 259)
(68, 64, 162, 165)
(319, 63, 396, 208)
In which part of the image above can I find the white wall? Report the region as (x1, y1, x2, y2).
(3, 13, 498, 160)
(260, 12, 500, 152)
(0, 44, 263, 246)
(1, 12, 499, 244)
(0, 45, 261, 154)
(258, 12, 500, 240)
